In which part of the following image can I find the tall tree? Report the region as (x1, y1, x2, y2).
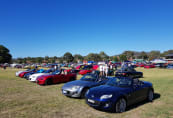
(0, 45, 12, 63)
(119, 54, 127, 62)
(99, 51, 109, 61)
(122, 51, 134, 59)
(85, 53, 101, 62)
(113, 56, 119, 62)
(63, 52, 74, 63)
(74, 54, 84, 63)
(148, 51, 160, 60)
(35, 57, 43, 63)
(139, 51, 148, 60)
(16, 57, 23, 64)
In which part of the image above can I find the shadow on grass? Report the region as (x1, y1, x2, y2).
(92, 93, 161, 113)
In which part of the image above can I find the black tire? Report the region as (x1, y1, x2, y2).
(147, 89, 154, 102)
(81, 88, 89, 98)
(45, 78, 52, 85)
(115, 98, 127, 113)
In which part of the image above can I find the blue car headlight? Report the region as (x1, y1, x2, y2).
(71, 86, 80, 91)
(100, 94, 112, 99)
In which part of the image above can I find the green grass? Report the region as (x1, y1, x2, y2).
(0, 68, 173, 118)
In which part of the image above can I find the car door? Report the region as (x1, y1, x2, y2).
(59, 74, 65, 82)
(126, 86, 143, 105)
(127, 80, 147, 105)
(63, 74, 71, 82)
(53, 74, 63, 83)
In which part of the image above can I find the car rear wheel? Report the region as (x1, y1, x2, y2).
(115, 98, 126, 113)
(148, 89, 154, 102)
(45, 78, 52, 85)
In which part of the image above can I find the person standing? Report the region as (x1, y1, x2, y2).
(54, 65, 57, 70)
(99, 64, 104, 77)
(105, 64, 109, 77)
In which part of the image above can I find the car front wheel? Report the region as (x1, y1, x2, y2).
(148, 89, 154, 102)
(115, 98, 126, 113)
(81, 88, 89, 98)
(45, 78, 52, 85)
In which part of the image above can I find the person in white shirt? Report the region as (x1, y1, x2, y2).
(99, 64, 104, 77)
(105, 64, 109, 77)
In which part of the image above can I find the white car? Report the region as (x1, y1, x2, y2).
(28, 68, 55, 82)
(29, 73, 50, 82)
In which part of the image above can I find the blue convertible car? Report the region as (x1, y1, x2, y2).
(86, 77, 154, 112)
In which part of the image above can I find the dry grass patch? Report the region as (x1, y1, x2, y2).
(0, 68, 173, 118)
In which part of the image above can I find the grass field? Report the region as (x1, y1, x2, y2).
(0, 68, 173, 118)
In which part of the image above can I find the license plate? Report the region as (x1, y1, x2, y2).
(88, 99, 95, 103)
(63, 90, 67, 94)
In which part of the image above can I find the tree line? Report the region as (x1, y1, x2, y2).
(0, 44, 173, 64)
(13, 50, 173, 64)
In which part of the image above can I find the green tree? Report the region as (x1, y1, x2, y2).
(113, 56, 119, 62)
(139, 51, 148, 60)
(99, 51, 109, 61)
(148, 51, 160, 60)
(85, 53, 101, 62)
(0, 45, 12, 63)
(119, 54, 127, 62)
(35, 57, 43, 63)
(74, 54, 84, 63)
(63, 52, 74, 63)
(122, 51, 134, 59)
(16, 58, 23, 64)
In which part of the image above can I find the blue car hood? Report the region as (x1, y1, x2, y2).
(88, 85, 130, 98)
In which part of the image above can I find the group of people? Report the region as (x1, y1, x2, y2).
(99, 64, 115, 77)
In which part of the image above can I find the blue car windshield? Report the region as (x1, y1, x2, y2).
(52, 70, 60, 75)
(44, 70, 50, 73)
(106, 77, 132, 87)
(80, 74, 97, 81)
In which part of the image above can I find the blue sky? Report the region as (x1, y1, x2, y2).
(0, 0, 173, 58)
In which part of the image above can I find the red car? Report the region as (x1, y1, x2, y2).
(19, 69, 36, 78)
(36, 70, 77, 85)
(136, 63, 145, 67)
(144, 64, 155, 69)
(78, 70, 92, 75)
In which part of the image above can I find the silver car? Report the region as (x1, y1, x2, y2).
(62, 74, 110, 98)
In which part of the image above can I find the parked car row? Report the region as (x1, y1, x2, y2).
(16, 66, 154, 113)
(136, 63, 173, 69)
(16, 68, 77, 85)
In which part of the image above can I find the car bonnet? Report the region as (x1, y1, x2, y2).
(88, 85, 129, 99)
(62, 80, 96, 89)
